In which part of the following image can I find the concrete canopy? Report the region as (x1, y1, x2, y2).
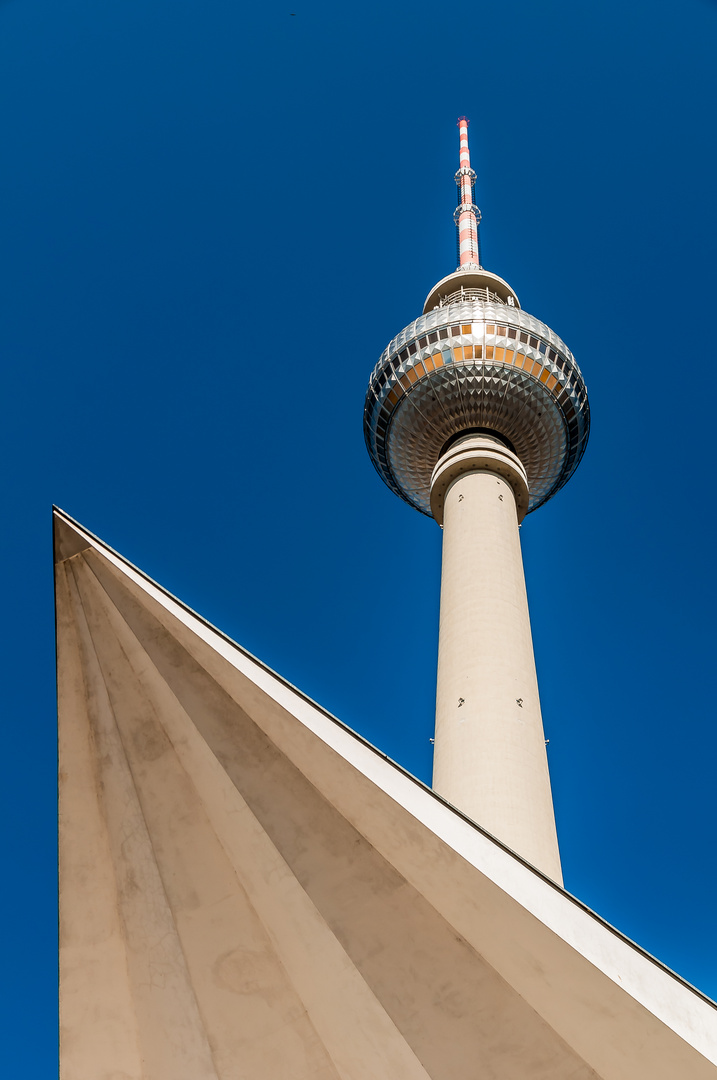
(54, 507, 717, 1080)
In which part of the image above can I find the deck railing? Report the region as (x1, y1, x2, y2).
(432, 286, 512, 308)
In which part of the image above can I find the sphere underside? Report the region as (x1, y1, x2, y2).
(364, 301, 589, 515)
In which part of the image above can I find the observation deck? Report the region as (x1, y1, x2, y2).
(363, 297, 590, 516)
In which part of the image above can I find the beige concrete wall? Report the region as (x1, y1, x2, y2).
(432, 463, 563, 883)
(54, 510, 717, 1080)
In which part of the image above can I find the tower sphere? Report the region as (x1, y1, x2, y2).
(364, 125, 590, 517)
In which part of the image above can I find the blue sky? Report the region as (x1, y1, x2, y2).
(1, 0, 716, 1070)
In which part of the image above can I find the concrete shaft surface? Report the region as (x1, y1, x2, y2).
(431, 438, 563, 884)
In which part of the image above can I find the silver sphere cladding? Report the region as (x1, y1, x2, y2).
(364, 300, 590, 516)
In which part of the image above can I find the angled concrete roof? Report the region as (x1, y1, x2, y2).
(54, 507, 717, 1079)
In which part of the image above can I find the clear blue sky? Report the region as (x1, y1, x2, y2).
(1, 0, 716, 1071)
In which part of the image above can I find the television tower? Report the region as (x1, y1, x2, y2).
(364, 118, 590, 883)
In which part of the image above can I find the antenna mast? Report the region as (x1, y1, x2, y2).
(454, 117, 482, 269)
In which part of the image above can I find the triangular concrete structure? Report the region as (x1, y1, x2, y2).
(55, 507, 717, 1079)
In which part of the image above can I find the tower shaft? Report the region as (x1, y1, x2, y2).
(430, 435, 562, 883)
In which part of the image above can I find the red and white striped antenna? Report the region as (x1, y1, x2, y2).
(454, 117, 482, 268)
